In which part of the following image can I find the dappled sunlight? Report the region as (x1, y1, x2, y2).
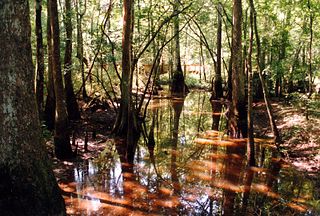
(286, 202, 308, 212)
(55, 91, 318, 215)
(250, 183, 280, 199)
(194, 138, 241, 147)
(254, 137, 275, 144)
(211, 179, 243, 193)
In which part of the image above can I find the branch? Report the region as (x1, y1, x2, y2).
(75, 43, 101, 97)
(91, 73, 118, 111)
(101, 3, 121, 82)
(184, 13, 217, 67)
(137, 13, 197, 115)
(133, 2, 193, 68)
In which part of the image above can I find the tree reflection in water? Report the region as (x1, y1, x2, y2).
(57, 91, 319, 215)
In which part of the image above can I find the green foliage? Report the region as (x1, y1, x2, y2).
(185, 76, 209, 89)
(28, 0, 320, 108)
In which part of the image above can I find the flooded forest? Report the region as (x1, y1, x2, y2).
(1, 0, 320, 215)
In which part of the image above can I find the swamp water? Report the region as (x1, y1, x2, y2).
(57, 91, 319, 215)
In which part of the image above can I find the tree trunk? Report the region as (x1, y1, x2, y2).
(35, 0, 45, 119)
(171, 0, 187, 97)
(0, 1, 66, 215)
(64, 0, 81, 121)
(49, 0, 73, 159)
(213, 2, 223, 99)
(113, 0, 140, 164)
(211, 100, 222, 131)
(228, 0, 247, 138)
(44, 0, 56, 130)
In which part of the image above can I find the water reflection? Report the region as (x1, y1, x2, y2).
(58, 91, 319, 215)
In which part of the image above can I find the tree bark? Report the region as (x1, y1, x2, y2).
(35, 0, 45, 119)
(228, 0, 247, 138)
(64, 0, 81, 120)
(49, 0, 73, 159)
(0, 1, 66, 215)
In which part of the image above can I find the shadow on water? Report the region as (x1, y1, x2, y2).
(58, 91, 320, 215)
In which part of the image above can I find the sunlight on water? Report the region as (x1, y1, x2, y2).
(58, 91, 319, 215)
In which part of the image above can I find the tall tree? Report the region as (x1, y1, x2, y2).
(0, 0, 66, 215)
(171, 0, 187, 97)
(35, 0, 45, 119)
(113, 0, 139, 164)
(64, 0, 81, 120)
(49, 0, 73, 159)
(228, 0, 247, 138)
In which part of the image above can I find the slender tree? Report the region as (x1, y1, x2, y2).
(246, 3, 255, 166)
(49, 0, 74, 159)
(76, 0, 88, 99)
(64, 0, 81, 120)
(35, 0, 45, 119)
(213, 2, 223, 99)
(0, 1, 66, 214)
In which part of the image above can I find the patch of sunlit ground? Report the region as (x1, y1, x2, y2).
(275, 102, 320, 174)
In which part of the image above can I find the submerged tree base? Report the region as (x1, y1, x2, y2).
(54, 135, 74, 160)
(171, 71, 189, 97)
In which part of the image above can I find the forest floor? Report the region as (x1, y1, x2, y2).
(254, 98, 320, 179)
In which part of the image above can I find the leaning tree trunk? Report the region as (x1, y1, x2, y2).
(171, 0, 187, 97)
(35, 0, 45, 119)
(49, 0, 73, 159)
(64, 0, 81, 120)
(44, 1, 56, 130)
(0, 1, 66, 215)
(228, 0, 247, 138)
(250, 0, 282, 146)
